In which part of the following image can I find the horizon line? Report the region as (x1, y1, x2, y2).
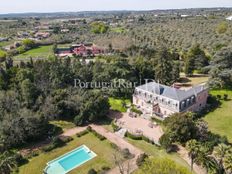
(0, 6, 231, 16)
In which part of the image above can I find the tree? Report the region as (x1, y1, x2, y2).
(130, 56, 155, 84)
(186, 44, 209, 72)
(194, 145, 218, 174)
(216, 22, 228, 34)
(20, 79, 39, 108)
(159, 133, 173, 152)
(154, 47, 175, 85)
(0, 151, 17, 174)
(91, 22, 109, 34)
(186, 139, 199, 172)
(74, 92, 110, 125)
(22, 39, 36, 49)
(163, 113, 197, 144)
(213, 143, 230, 174)
(209, 47, 232, 88)
(224, 149, 232, 174)
(184, 55, 195, 77)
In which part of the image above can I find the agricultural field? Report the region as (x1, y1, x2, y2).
(204, 90, 232, 142)
(14, 45, 54, 59)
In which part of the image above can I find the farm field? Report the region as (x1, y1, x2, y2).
(14, 45, 54, 59)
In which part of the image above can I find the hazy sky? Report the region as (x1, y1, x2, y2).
(0, 0, 232, 14)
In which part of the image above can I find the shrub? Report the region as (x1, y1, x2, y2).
(110, 142, 119, 150)
(91, 129, 106, 141)
(136, 153, 148, 166)
(76, 130, 89, 137)
(42, 137, 70, 152)
(224, 94, 228, 100)
(159, 133, 173, 152)
(87, 126, 92, 131)
(216, 94, 221, 100)
(15, 153, 28, 166)
(25, 150, 39, 159)
(125, 131, 142, 140)
(42, 144, 55, 152)
(98, 165, 111, 173)
(121, 148, 134, 159)
(111, 121, 120, 132)
(53, 137, 65, 147)
(88, 168, 97, 174)
(59, 136, 73, 143)
(131, 107, 143, 115)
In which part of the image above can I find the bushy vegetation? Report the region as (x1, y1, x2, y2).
(135, 158, 191, 174)
(42, 136, 73, 152)
(91, 22, 109, 34)
(160, 112, 232, 173)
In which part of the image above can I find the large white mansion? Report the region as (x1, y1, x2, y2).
(133, 82, 208, 119)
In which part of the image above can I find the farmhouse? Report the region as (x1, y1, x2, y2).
(133, 82, 208, 119)
(56, 43, 104, 57)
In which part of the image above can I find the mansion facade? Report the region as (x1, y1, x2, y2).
(133, 82, 208, 119)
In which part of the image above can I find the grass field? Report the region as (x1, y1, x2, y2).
(14, 45, 54, 58)
(127, 138, 194, 173)
(179, 73, 209, 86)
(19, 133, 120, 174)
(109, 97, 131, 112)
(204, 89, 232, 142)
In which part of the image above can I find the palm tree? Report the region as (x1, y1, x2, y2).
(195, 146, 218, 174)
(213, 143, 230, 174)
(186, 139, 199, 172)
(224, 149, 232, 174)
(0, 151, 17, 174)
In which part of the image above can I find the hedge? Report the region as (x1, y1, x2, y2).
(76, 129, 89, 137)
(126, 131, 155, 144)
(125, 131, 142, 140)
(42, 136, 73, 152)
(87, 126, 106, 141)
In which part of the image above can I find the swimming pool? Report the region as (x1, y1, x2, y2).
(44, 145, 97, 174)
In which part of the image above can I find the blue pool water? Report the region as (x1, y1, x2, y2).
(44, 145, 97, 174)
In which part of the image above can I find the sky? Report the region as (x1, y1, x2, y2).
(0, 0, 232, 14)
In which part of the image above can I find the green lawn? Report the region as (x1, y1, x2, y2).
(109, 97, 131, 112)
(14, 45, 54, 58)
(126, 138, 194, 173)
(19, 133, 120, 174)
(204, 89, 232, 142)
(179, 73, 209, 86)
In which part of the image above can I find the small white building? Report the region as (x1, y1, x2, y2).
(226, 16, 232, 21)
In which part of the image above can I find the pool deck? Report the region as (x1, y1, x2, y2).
(44, 145, 97, 174)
